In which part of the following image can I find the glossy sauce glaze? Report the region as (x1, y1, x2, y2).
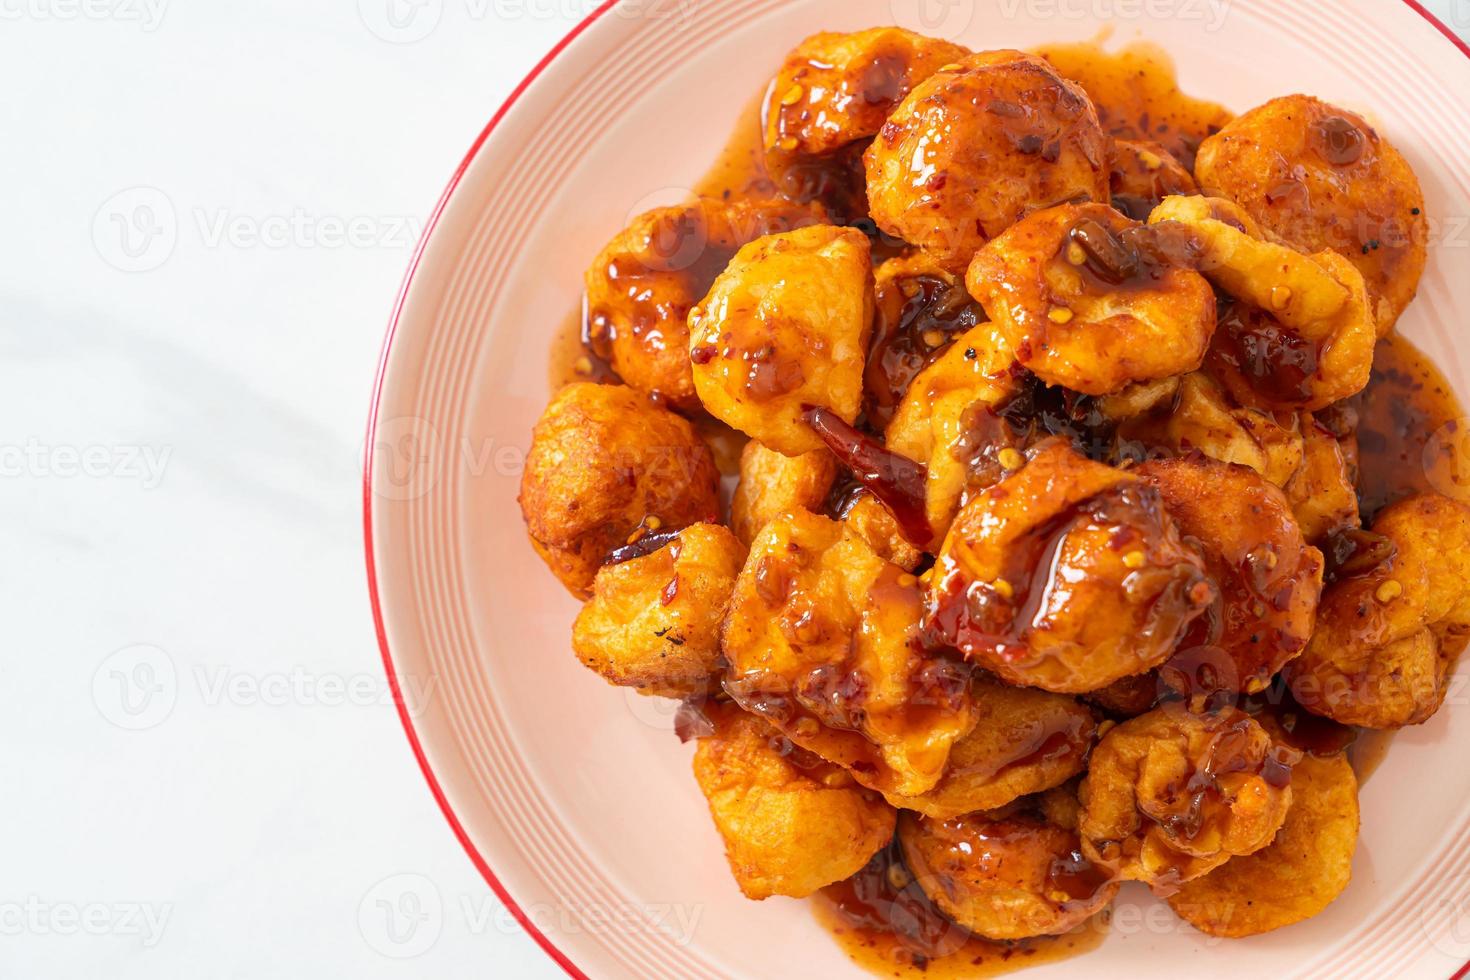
(1354, 332, 1468, 522)
(1035, 41, 1233, 170)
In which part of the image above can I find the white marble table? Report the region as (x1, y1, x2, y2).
(2, 2, 1465, 977)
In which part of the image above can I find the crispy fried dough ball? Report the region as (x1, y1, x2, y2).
(1138, 457, 1325, 695)
(1108, 138, 1198, 221)
(520, 383, 721, 597)
(865, 50, 1109, 269)
(884, 322, 1020, 546)
(840, 490, 925, 572)
(765, 28, 970, 159)
(866, 251, 989, 430)
(1287, 493, 1470, 729)
(1285, 414, 1360, 544)
(730, 440, 837, 546)
(1168, 751, 1358, 937)
(571, 523, 745, 697)
(1195, 95, 1427, 333)
(1149, 195, 1376, 411)
(722, 510, 976, 797)
(887, 675, 1097, 818)
(1078, 703, 1296, 891)
(689, 225, 874, 456)
(967, 202, 1216, 395)
(898, 804, 1118, 940)
(585, 198, 822, 409)
(692, 705, 896, 900)
(924, 440, 1215, 693)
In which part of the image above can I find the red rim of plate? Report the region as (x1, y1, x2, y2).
(362, 3, 1470, 978)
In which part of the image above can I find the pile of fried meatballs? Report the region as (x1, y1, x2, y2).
(518, 28, 1470, 951)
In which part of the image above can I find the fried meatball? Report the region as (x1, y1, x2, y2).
(730, 440, 837, 546)
(898, 805, 1118, 940)
(887, 675, 1097, 818)
(1078, 702, 1297, 892)
(585, 197, 822, 409)
(1138, 457, 1325, 695)
(865, 50, 1109, 269)
(722, 509, 976, 797)
(924, 439, 1215, 693)
(866, 250, 989, 430)
(689, 225, 875, 456)
(1168, 751, 1358, 937)
(1108, 138, 1198, 221)
(839, 490, 925, 572)
(1287, 492, 1470, 728)
(764, 28, 970, 159)
(1195, 95, 1427, 333)
(1150, 195, 1376, 411)
(692, 705, 896, 900)
(967, 202, 1217, 395)
(520, 383, 721, 597)
(884, 321, 1020, 546)
(571, 523, 746, 697)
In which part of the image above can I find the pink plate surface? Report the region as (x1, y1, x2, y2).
(366, 2, 1470, 977)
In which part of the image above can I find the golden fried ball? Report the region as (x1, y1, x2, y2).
(1078, 702, 1296, 891)
(692, 705, 896, 900)
(1139, 456, 1325, 695)
(689, 225, 875, 456)
(1168, 751, 1358, 937)
(865, 50, 1109, 269)
(730, 440, 838, 546)
(520, 383, 720, 597)
(1287, 492, 1470, 729)
(571, 523, 746, 697)
(925, 439, 1215, 693)
(1108, 138, 1198, 221)
(898, 805, 1118, 940)
(887, 674, 1097, 818)
(967, 202, 1217, 395)
(764, 28, 970, 159)
(1150, 195, 1376, 412)
(1195, 95, 1427, 333)
(884, 321, 1020, 546)
(585, 197, 822, 409)
(722, 509, 976, 797)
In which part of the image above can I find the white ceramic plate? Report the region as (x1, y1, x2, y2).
(365, 2, 1470, 976)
